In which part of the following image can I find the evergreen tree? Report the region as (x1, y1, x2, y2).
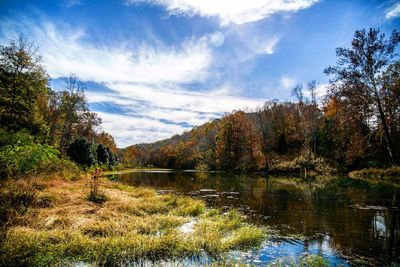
(96, 143, 109, 166)
(67, 138, 97, 167)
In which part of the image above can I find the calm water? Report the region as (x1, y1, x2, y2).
(108, 170, 400, 266)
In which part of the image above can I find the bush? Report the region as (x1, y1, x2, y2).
(0, 129, 34, 147)
(0, 143, 60, 178)
(87, 192, 108, 204)
(67, 138, 97, 167)
(0, 181, 37, 226)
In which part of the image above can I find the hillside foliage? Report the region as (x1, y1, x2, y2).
(122, 29, 400, 172)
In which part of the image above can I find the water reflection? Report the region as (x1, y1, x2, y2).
(108, 171, 400, 265)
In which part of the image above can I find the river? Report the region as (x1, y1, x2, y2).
(107, 170, 400, 266)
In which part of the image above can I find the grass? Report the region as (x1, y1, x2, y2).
(267, 255, 329, 267)
(0, 175, 268, 266)
(349, 165, 400, 183)
(268, 156, 337, 175)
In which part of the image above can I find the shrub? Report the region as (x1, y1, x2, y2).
(0, 129, 34, 147)
(0, 143, 60, 178)
(87, 192, 108, 204)
(0, 181, 37, 226)
(36, 194, 56, 208)
(88, 169, 107, 204)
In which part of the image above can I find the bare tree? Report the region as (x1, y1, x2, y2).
(307, 80, 317, 155)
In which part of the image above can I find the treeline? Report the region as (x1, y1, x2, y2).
(123, 28, 400, 172)
(0, 35, 118, 178)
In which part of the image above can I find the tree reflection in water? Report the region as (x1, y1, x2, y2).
(108, 170, 400, 265)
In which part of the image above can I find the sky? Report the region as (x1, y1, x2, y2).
(1, 0, 399, 147)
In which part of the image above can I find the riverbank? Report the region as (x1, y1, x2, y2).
(348, 166, 400, 185)
(0, 174, 267, 266)
(103, 168, 174, 175)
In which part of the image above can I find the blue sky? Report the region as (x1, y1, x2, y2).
(1, 0, 399, 147)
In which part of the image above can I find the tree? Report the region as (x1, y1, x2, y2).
(325, 28, 400, 161)
(0, 35, 49, 137)
(124, 146, 137, 165)
(58, 75, 88, 152)
(320, 96, 367, 166)
(381, 61, 400, 156)
(67, 138, 97, 167)
(96, 131, 117, 153)
(46, 90, 63, 146)
(215, 111, 261, 171)
(106, 147, 117, 169)
(292, 83, 310, 158)
(96, 143, 109, 166)
(307, 81, 318, 155)
(75, 111, 102, 142)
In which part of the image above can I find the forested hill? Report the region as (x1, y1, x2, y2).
(122, 96, 399, 172)
(121, 29, 400, 172)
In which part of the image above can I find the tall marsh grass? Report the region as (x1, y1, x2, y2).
(0, 175, 268, 266)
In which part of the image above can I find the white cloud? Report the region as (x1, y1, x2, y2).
(210, 31, 225, 47)
(385, 3, 400, 19)
(227, 35, 280, 65)
(314, 83, 328, 99)
(1, 19, 212, 85)
(102, 82, 264, 114)
(280, 75, 296, 89)
(128, 0, 319, 26)
(86, 83, 265, 146)
(302, 83, 328, 103)
(63, 0, 82, 8)
(0, 18, 266, 146)
(94, 81, 266, 147)
(96, 112, 188, 146)
(256, 36, 279, 55)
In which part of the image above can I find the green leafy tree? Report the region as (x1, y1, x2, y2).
(0, 35, 49, 138)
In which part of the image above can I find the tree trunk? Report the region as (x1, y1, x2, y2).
(372, 83, 396, 161)
(257, 112, 270, 170)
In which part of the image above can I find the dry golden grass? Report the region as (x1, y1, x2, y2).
(0, 176, 268, 266)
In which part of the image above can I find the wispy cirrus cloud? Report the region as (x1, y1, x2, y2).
(385, 3, 400, 20)
(63, 0, 82, 8)
(127, 0, 319, 26)
(85, 82, 264, 145)
(1, 17, 265, 146)
(3, 20, 212, 85)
